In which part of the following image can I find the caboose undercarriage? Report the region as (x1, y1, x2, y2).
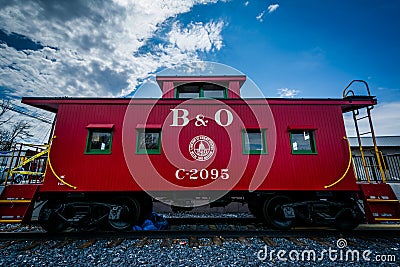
(37, 192, 153, 232)
(36, 190, 363, 232)
(246, 191, 363, 230)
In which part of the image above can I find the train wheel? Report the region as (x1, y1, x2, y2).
(334, 208, 360, 230)
(38, 201, 66, 233)
(263, 196, 295, 230)
(108, 197, 140, 231)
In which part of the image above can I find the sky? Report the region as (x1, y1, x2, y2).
(0, 0, 399, 142)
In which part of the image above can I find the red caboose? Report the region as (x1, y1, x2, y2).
(1, 75, 398, 231)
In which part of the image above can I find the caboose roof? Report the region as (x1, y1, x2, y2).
(155, 75, 247, 88)
(22, 96, 377, 113)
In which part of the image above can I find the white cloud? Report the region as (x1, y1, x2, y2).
(168, 21, 224, 53)
(244, 1, 250, 6)
(277, 88, 300, 98)
(256, 11, 265, 22)
(268, 4, 279, 13)
(344, 101, 400, 137)
(0, 0, 227, 99)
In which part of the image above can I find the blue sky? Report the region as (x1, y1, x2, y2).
(0, 0, 399, 139)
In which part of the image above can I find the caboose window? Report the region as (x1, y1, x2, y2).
(202, 83, 226, 98)
(242, 129, 267, 154)
(177, 85, 199, 98)
(85, 129, 113, 154)
(290, 130, 317, 154)
(136, 129, 161, 154)
(203, 89, 225, 98)
(176, 82, 227, 99)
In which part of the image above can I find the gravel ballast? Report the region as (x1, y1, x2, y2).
(0, 212, 399, 266)
(0, 236, 399, 266)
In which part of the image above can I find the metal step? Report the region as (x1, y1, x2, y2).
(359, 131, 372, 136)
(374, 218, 400, 222)
(367, 199, 399, 203)
(0, 184, 40, 224)
(359, 183, 400, 224)
(356, 115, 370, 121)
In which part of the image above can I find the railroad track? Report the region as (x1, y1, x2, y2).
(165, 216, 261, 225)
(1, 228, 400, 258)
(1, 226, 400, 241)
(2, 218, 399, 265)
(1, 223, 400, 262)
(2, 216, 400, 241)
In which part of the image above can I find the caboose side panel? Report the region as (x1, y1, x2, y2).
(32, 98, 357, 193)
(262, 103, 356, 191)
(41, 103, 136, 192)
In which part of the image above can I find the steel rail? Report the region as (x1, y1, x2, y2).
(1, 228, 399, 241)
(164, 217, 261, 225)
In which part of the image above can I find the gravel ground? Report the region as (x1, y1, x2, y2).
(0, 212, 399, 266)
(0, 235, 399, 266)
(0, 223, 44, 232)
(0, 238, 400, 266)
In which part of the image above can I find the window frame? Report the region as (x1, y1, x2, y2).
(85, 128, 113, 155)
(136, 128, 162, 155)
(175, 83, 228, 99)
(201, 87, 228, 99)
(289, 130, 317, 155)
(242, 129, 268, 155)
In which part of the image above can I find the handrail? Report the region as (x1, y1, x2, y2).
(342, 80, 371, 98)
(4, 140, 77, 190)
(10, 146, 49, 173)
(4, 144, 48, 184)
(379, 151, 388, 183)
(46, 137, 77, 190)
(324, 137, 353, 189)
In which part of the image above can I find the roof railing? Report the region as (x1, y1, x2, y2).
(342, 79, 371, 98)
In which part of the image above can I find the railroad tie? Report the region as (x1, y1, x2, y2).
(261, 236, 277, 246)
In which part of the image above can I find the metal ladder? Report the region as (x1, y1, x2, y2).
(343, 80, 386, 183)
(343, 80, 400, 224)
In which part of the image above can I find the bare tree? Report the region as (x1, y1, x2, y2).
(0, 100, 33, 151)
(0, 99, 12, 126)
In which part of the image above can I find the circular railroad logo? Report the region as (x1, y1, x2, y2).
(189, 135, 215, 161)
